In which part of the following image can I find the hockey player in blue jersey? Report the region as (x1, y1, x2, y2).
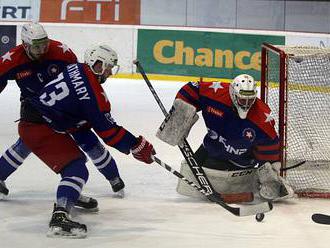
(17, 44, 156, 238)
(156, 74, 294, 202)
(0, 23, 125, 202)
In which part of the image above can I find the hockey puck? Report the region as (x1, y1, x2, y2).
(255, 213, 265, 222)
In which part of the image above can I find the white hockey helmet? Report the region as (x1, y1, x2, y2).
(229, 74, 257, 119)
(84, 44, 119, 83)
(21, 22, 49, 60)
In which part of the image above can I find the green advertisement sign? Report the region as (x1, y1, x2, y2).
(137, 29, 285, 80)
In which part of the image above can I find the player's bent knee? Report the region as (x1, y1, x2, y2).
(72, 129, 100, 152)
(60, 158, 89, 183)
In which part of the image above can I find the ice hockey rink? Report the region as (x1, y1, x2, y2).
(0, 78, 329, 248)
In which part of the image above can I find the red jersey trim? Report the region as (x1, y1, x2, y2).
(254, 153, 280, 162)
(199, 82, 232, 108)
(0, 45, 29, 76)
(247, 100, 277, 139)
(0, 40, 77, 77)
(182, 84, 199, 101)
(176, 93, 199, 109)
(199, 81, 277, 140)
(98, 127, 118, 139)
(106, 128, 126, 146)
(255, 143, 280, 152)
(45, 40, 77, 63)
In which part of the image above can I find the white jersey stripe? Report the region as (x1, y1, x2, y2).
(59, 181, 82, 194)
(91, 149, 108, 164)
(2, 153, 20, 169)
(8, 148, 25, 163)
(95, 154, 112, 170)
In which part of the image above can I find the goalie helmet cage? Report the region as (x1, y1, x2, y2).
(261, 42, 330, 198)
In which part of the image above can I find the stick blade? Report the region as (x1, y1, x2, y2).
(312, 214, 330, 225)
(238, 201, 273, 217)
(222, 192, 254, 204)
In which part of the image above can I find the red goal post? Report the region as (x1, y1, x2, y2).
(261, 43, 330, 198)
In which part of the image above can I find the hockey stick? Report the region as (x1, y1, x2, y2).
(133, 60, 216, 195)
(281, 160, 306, 172)
(152, 155, 272, 216)
(134, 60, 273, 216)
(152, 155, 254, 204)
(311, 214, 330, 225)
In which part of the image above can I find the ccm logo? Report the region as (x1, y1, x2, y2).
(0, 6, 31, 19)
(61, 0, 120, 21)
(231, 170, 253, 177)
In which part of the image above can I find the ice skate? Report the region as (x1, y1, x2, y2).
(47, 205, 87, 239)
(75, 195, 99, 212)
(110, 177, 125, 198)
(0, 180, 9, 200)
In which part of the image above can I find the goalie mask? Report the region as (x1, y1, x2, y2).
(229, 74, 257, 119)
(21, 22, 49, 60)
(84, 44, 119, 84)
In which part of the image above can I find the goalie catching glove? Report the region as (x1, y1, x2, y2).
(131, 136, 155, 164)
(257, 162, 295, 201)
(156, 99, 199, 146)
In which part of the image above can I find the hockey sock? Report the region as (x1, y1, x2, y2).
(0, 138, 31, 180)
(72, 129, 121, 181)
(86, 142, 120, 181)
(57, 159, 89, 211)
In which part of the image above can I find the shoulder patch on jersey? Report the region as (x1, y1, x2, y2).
(242, 128, 256, 142)
(47, 64, 60, 76)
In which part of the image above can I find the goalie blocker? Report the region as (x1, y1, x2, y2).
(156, 99, 198, 146)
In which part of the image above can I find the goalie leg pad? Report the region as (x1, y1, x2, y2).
(156, 99, 198, 146)
(176, 160, 259, 200)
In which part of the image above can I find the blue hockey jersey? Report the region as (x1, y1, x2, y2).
(29, 63, 137, 154)
(176, 81, 280, 168)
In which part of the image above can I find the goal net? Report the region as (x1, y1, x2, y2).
(261, 43, 330, 198)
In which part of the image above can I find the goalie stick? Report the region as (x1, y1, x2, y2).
(281, 160, 306, 172)
(152, 155, 254, 204)
(152, 155, 272, 216)
(133, 60, 272, 216)
(311, 214, 330, 225)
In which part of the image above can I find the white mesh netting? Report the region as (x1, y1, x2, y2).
(265, 45, 330, 197)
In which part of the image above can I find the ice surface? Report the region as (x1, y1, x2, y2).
(0, 79, 329, 248)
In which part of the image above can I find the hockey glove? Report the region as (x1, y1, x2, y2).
(131, 136, 155, 164)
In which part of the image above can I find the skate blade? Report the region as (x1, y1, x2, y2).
(47, 227, 87, 239)
(75, 206, 99, 213)
(114, 189, 125, 198)
(0, 193, 8, 200)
